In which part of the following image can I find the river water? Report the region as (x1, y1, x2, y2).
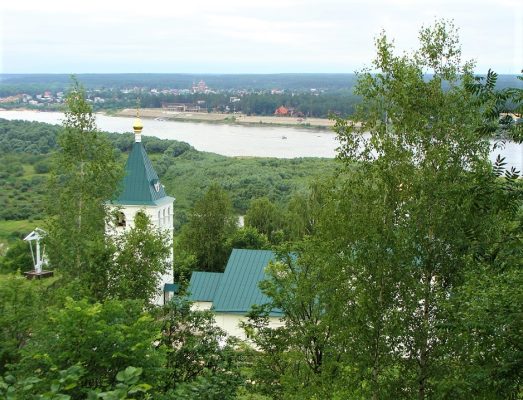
(0, 110, 521, 171)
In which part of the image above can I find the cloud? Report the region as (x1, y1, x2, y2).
(1, 0, 521, 73)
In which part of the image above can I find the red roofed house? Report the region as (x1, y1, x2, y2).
(274, 105, 289, 116)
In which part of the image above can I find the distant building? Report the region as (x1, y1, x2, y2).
(274, 105, 289, 116)
(187, 249, 283, 340)
(162, 103, 202, 112)
(192, 80, 209, 93)
(0, 95, 22, 103)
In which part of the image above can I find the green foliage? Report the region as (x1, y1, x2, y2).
(0, 364, 84, 400)
(15, 298, 165, 396)
(45, 79, 121, 296)
(0, 365, 152, 400)
(226, 226, 269, 250)
(156, 297, 243, 397)
(34, 160, 51, 174)
(466, 69, 523, 144)
(178, 184, 237, 272)
(328, 20, 492, 398)
(1, 290, 242, 399)
(107, 211, 171, 304)
(243, 245, 340, 399)
(0, 240, 33, 273)
(244, 198, 284, 243)
(160, 150, 334, 215)
(0, 153, 48, 221)
(243, 20, 523, 399)
(284, 180, 328, 241)
(93, 366, 152, 400)
(0, 274, 51, 374)
(0, 119, 59, 155)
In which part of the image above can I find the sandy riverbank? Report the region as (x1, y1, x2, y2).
(115, 108, 336, 129)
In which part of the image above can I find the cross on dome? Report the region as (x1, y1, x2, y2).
(133, 102, 143, 142)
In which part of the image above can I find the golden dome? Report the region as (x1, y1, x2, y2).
(133, 117, 143, 132)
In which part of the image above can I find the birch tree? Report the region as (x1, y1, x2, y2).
(46, 79, 121, 297)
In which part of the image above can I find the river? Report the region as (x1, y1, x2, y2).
(0, 110, 521, 171)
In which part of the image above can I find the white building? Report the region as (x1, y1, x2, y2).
(107, 115, 175, 305)
(187, 249, 284, 340)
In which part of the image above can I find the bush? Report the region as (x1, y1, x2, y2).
(34, 160, 50, 174)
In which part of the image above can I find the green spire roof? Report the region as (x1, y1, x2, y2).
(113, 142, 173, 206)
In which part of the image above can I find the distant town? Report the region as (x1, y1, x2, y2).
(1, 73, 520, 120)
(0, 77, 362, 119)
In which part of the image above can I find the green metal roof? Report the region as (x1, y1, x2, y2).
(112, 142, 171, 206)
(164, 283, 180, 293)
(212, 249, 282, 316)
(188, 272, 223, 302)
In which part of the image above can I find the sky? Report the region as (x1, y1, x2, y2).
(1, 0, 521, 74)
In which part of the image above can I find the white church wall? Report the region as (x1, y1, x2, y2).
(192, 301, 213, 311)
(107, 201, 174, 306)
(213, 313, 284, 341)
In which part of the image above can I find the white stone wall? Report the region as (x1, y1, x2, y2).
(192, 301, 213, 311)
(107, 201, 174, 306)
(204, 311, 284, 341)
(107, 203, 174, 233)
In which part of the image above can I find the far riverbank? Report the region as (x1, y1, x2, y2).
(115, 108, 335, 129)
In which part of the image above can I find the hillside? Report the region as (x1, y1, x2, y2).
(0, 118, 337, 246)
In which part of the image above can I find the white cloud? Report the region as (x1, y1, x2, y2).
(1, 0, 521, 73)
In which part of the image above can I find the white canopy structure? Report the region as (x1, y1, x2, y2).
(23, 228, 48, 274)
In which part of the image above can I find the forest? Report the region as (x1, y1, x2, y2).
(0, 118, 336, 228)
(0, 21, 522, 399)
(0, 73, 360, 93)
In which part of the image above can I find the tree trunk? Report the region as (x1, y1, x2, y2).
(418, 272, 431, 400)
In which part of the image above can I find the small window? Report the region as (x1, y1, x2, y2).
(115, 211, 126, 227)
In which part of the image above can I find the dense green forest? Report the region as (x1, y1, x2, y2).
(0, 118, 336, 243)
(1, 21, 522, 399)
(124, 90, 358, 117)
(1, 72, 520, 92)
(0, 73, 360, 92)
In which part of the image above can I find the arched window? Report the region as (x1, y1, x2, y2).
(158, 211, 161, 226)
(163, 209, 166, 225)
(115, 211, 126, 227)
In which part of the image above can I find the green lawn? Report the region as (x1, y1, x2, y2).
(0, 219, 43, 255)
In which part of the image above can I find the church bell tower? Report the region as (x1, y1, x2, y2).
(108, 112, 175, 304)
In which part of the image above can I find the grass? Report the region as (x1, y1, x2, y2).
(0, 219, 43, 239)
(0, 219, 43, 256)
